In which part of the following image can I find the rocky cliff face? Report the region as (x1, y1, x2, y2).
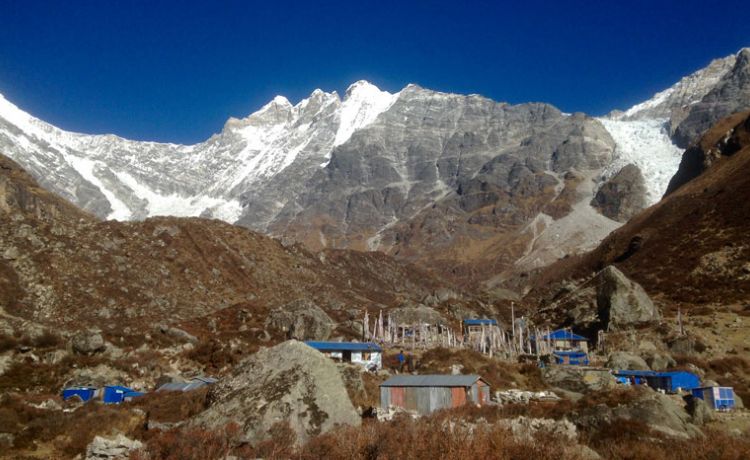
(666, 110, 750, 195)
(672, 48, 750, 148)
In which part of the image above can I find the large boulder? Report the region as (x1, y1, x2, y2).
(596, 266, 661, 330)
(390, 304, 446, 325)
(542, 366, 617, 394)
(605, 351, 650, 371)
(266, 299, 335, 341)
(644, 352, 677, 371)
(591, 164, 648, 222)
(577, 389, 701, 439)
(71, 329, 105, 355)
(612, 391, 701, 438)
(685, 395, 714, 426)
(194, 340, 360, 445)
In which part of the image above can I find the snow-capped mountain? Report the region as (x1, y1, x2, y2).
(0, 80, 397, 223)
(1, 48, 749, 284)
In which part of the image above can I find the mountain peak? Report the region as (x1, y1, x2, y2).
(344, 80, 381, 98)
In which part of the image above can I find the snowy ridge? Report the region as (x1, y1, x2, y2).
(0, 81, 400, 223)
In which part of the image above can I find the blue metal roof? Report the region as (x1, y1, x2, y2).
(304, 341, 382, 352)
(463, 319, 497, 326)
(381, 374, 486, 387)
(541, 329, 589, 341)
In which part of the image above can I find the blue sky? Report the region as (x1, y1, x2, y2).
(0, 0, 747, 144)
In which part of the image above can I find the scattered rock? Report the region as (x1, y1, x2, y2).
(71, 329, 105, 355)
(195, 340, 360, 445)
(156, 324, 198, 343)
(390, 304, 446, 325)
(644, 353, 677, 371)
(500, 416, 577, 441)
(605, 351, 650, 370)
(266, 299, 335, 341)
(2, 246, 19, 260)
(495, 389, 560, 404)
(65, 364, 128, 388)
(668, 336, 696, 355)
(85, 433, 143, 460)
(596, 266, 661, 330)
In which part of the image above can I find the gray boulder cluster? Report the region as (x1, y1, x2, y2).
(194, 340, 360, 445)
(556, 265, 661, 332)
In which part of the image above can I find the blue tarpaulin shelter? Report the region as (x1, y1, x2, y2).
(540, 330, 589, 341)
(102, 385, 144, 404)
(62, 387, 96, 402)
(692, 386, 735, 411)
(612, 370, 700, 393)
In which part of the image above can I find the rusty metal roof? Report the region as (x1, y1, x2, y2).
(380, 374, 486, 387)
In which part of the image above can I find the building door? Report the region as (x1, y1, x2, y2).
(342, 350, 352, 362)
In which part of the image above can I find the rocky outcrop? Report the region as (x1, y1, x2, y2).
(577, 389, 701, 439)
(71, 329, 105, 355)
(673, 48, 750, 148)
(644, 353, 676, 371)
(605, 351, 649, 371)
(266, 299, 335, 341)
(195, 340, 360, 445)
(591, 164, 647, 222)
(595, 266, 660, 330)
(499, 416, 577, 441)
(666, 110, 750, 195)
(85, 433, 143, 460)
(541, 366, 616, 394)
(613, 391, 701, 438)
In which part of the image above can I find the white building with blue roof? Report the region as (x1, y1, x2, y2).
(304, 341, 382, 371)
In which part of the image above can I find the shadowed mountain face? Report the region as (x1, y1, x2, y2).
(2, 49, 749, 286)
(528, 111, 750, 308)
(672, 49, 750, 148)
(0, 151, 480, 339)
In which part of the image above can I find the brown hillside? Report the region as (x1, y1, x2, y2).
(0, 151, 477, 344)
(528, 111, 750, 307)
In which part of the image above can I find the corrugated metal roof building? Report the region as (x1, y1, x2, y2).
(380, 374, 490, 414)
(305, 341, 382, 370)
